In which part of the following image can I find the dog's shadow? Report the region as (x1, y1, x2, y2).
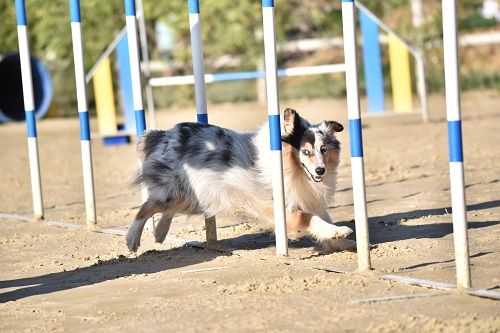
(0, 246, 223, 303)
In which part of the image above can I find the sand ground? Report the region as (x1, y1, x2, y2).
(0, 91, 499, 332)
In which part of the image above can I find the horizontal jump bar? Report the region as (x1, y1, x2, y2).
(149, 64, 345, 87)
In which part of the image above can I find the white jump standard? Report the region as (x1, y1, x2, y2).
(15, 0, 44, 221)
(68, 0, 97, 227)
(187, 0, 217, 242)
(341, 0, 371, 271)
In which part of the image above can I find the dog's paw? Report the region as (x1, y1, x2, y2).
(126, 229, 141, 252)
(333, 226, 353, 239)
(322, 225, 352, 240)
(320, 238, 357, 254)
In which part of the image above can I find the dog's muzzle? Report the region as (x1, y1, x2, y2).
(302, 163, 324, 183)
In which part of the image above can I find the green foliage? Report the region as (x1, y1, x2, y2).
(0, 0, 499, 115)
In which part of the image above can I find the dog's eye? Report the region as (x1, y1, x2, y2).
(320, 147, 327, 155)
(301, 149, 310, 156)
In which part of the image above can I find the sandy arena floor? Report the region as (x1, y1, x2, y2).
(0, 91, 499, 332)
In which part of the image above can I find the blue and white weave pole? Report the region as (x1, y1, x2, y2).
(442, 0, 471, 289)
(262, 0, 288, 256)
(15, 0, 44, 220)
(188, 0, 209, 124)
(342, 0, 371, 270)
(124, 0, 146, 137)
(188, 0, 217, 242)
(69, 0, 97, 227)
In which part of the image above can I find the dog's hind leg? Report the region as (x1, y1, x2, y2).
(153, 213, 173, 244)
(127, 200, 164, 252)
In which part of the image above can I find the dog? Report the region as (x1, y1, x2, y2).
(126, 108, 354, 253)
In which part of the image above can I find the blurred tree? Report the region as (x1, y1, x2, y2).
(0, 0, 497, 113)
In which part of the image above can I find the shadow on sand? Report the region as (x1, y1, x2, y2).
(1, 200, 498, 303)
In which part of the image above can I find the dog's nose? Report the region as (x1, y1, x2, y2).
(315, 167, 325, 175)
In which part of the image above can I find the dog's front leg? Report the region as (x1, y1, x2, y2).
(286, 211, 352, 241)
(318, 210, 357, 252)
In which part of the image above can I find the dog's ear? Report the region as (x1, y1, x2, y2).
(322, 121, 344, 134)
(282, 108, 299, 135)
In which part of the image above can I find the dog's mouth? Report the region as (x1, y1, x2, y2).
(302, 164, 324, 183)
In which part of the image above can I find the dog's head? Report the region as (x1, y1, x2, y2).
(281, 108, 343, 183)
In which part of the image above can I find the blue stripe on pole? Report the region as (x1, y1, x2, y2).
(124, 0, 135, 16)
(69, 0, 81, 22)
(25, 110, 37, 138)
(135, 109, 146, 136)
(197, 113, 208, 124)
(188, 0, 200, 13)
(15, 0, 27, 26)
(360, 11, 385, 113)
(342, 0, 354, 2)
(268, 115, 282, 151)
(79, 112, 91, 141)
(262, 0, 274, 7)
(448, 120, 464, 162)
(349, 119, 364, 157)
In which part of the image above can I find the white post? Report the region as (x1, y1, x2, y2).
(188, 0, 217, 242)
(441, 0, 471, 289)
(15, 0, 44, 221)
(415, 52, 429, 122)
(69, 0, 97, 227)
(135, 0, 157, 129)
(411, 0, 429, 122)
(341, 0, 371, 270)
(262, 0, 288, 256)
(124, 0, 147, 137)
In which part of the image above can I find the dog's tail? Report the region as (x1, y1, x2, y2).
(132, 129, 165, 188)
(136, 129, 165, 161)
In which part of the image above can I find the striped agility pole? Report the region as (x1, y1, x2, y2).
(262, 0, 288, 256)
(341, 0, 371, 270)
(124, 0, 146, 137)
(15, 0, 44, 220)
(68, 0, 97, 227)
(441, 0, 471, 289)
(188, 0, 217, 243)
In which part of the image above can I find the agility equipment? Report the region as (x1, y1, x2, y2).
(442, 0, 471, 289)
(187, 0, 217, 242)
(342, 0, 371, 270)
(68, 0, 97, 226)
(14, 0, 44, 220)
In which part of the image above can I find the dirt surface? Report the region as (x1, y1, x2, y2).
(1, 91, 499, 332)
